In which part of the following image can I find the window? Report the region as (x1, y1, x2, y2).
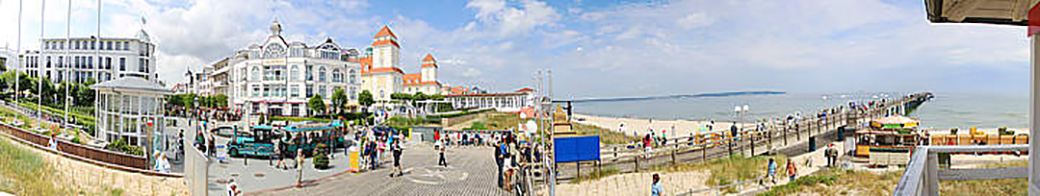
(318, 85, 326, 98)
(349, 69, 357, 84)
(290, 85, 299, 97)
(306, 84, 313, 97)
(58, 57, 63, 68)
(115, 42, 121, 51)
(263, 85, 270, 97)
(90, 41, 95, 50)
(123, 41, 129, 50)
(106, 41, 112, 50)
(290, 66, 299, 81)
(251, 67, 261, 81)
(264, 44, 286, 58)
(252, 84, 260, 97)
(119, 58, 126, 71)
(105, 57, 111, 69)
(306, 65, 313, 81)
(332, 69, 342, 82)
(349, 86, 357, 100)
(87, 56, 93, 69)
(46, 56, 51, 68)
(318, 67, 326, 82)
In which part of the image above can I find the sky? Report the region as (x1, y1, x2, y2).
(0, 0, 1031, 99)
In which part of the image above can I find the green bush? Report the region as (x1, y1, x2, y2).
(313, 151, 330, 169)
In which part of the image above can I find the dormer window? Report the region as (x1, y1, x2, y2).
(264, 44, 286, 58)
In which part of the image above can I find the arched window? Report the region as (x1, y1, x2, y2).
(349, 86, 357, 100)
(318, 67, 327, 82)
(349, 69, 357, 84)
(251, 66, 261, 81)
(332, 69, 343, 82)
(290, 65, 300, 81)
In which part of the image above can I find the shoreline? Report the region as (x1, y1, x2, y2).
(574, 113, 1031, 139)
(573, 114, 750, 139)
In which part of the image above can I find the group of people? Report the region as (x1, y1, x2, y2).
(493, 132, 541, 192)
(356, 129, 405, 177)
(762, 158, 799, 189)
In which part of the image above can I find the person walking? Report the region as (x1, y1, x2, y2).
(296, 149, 305, 187)
(651, 173, 663, 196)
(226, 178, 241, 196)
(438, 139, 448, 167)
(643, 133, 652, 158)
(207, 135, 216, 157)
(825, 144, 837, 167)
(785, 159, 798, 182)
(765, 158, 778, 188)
(389, 140, 403, 177)
(496, 140, 505, 188)
(275, 139, 286, 170)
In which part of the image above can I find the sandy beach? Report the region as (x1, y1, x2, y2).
(573, 114, 751, 139)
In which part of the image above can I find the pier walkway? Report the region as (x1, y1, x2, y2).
(554, 92, 933, 181)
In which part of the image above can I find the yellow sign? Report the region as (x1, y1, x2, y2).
(263, 59, 286, 64)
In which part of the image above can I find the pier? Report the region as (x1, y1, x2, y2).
(554, 92, 934, 181)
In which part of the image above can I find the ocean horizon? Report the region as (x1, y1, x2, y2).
(571, 91, 1028, 130)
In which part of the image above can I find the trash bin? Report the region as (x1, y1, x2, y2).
(808, 136, 817, 151)
(836, 126, 846, 141)
(347, 146, 360, 173)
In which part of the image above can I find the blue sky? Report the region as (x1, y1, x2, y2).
(0, 0, 1031, 99)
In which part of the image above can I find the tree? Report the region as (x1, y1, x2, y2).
(211, 94, 229, 108)
(413, 92, 427, 101)
(308, 95, 327, 116)
(331, 89, 348, 115)
(358, 90, 374, 107)
(390, 93, 413, 100)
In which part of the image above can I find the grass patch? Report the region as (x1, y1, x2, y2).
(0, 137, 71, 195)
(570, 165, 621, 184)
(939, 160, 1027, 196)
(572, 123, 639, 145)
(759, 168, 903, 196)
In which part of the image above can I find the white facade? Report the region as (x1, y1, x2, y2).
(227, 20, 361, 116)
(92, 77, 170, 151)
(21, 30, 157, 84)
(445, 89, 536, 112)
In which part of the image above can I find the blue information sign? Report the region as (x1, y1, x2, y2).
(554, 136, 600, 162)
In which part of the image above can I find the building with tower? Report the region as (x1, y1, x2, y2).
(354, 26, 443, 102)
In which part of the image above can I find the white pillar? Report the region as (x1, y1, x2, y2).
(1030, 33, 1040, 195)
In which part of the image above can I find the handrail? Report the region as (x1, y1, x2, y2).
(893, 144, 1029, 196)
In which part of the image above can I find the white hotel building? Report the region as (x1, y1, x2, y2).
(227, 20, 362, 116)
(21, 29, 157, 83)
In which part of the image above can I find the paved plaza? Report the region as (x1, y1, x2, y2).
(260, 144, 510, 196)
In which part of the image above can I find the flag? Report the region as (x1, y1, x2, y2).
(141, 16, 147, 25)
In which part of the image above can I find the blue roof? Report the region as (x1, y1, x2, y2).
(284, 124, 337, 132)
(252, 125, 274, 130)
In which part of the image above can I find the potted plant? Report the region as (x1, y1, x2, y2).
(313, 151, 330, 169)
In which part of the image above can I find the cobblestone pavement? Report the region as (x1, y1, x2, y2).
(261, 144, 510, 196)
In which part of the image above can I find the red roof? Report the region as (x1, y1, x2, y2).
(374, 26, 397, 39)
(372, 39, 400, 48)
(422, 54, 436, 62)
(403, 73, 422, 85)
(366, 67, 404, 75)
(516, 88, 534, 92)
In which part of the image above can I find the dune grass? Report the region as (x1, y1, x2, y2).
(572, 123, 639, 145)
(759, 160, 1029, 196)
(0, 136, 71, 195)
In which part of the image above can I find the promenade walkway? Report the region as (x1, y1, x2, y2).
(260, 144, 509, 196)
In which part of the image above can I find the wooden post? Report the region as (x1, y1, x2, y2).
(796, 124, 801, 141)
(783, 124, 788, 146)
(702, 143, 707, 163)
(634, 156, 639, 172)
(751, 132, 755, 156)
(577, 161, 581, 180)
(671, 148, 677, 165)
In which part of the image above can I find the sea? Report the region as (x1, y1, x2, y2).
(571, 92, 1029, 130)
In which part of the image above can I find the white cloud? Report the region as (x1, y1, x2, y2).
(677, 12, 713, 29)
(465, 0, 561, 37)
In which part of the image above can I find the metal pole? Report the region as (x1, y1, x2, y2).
(15, 0, 23, 121)
(64, 0, 71, 127)
(37, 0, 45, 129)
(95, 0, 101, 137)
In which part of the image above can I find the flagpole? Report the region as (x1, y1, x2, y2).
(37, 0, 45, 129)
(15, 0, 23, 121)
(64, 0, 71, 127)
(95, 0, 101, 138)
